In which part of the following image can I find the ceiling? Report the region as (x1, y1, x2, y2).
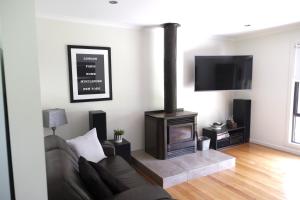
(36, 0, 300, 35)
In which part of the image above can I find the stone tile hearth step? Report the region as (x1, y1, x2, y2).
(131, 150, 235, 188)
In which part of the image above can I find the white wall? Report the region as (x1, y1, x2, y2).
(140, 27, 237, 134)
(0, 23, 12, 200)
(234, 27, 300, 154)
(37, 18, 164, 150)
(37, 18, 236, 150)
(178, 30, 236, 132)
(0, 1, 48, 199)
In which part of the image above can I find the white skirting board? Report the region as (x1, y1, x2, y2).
(250, 138, 300, 156)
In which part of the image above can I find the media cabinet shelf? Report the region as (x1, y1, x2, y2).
(203, 126, 246, 150)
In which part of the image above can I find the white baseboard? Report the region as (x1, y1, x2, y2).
(250, 138, 300, 156)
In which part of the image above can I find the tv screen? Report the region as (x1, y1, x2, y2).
(195, 56, 253, 91)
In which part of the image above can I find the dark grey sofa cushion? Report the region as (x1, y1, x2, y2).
(79, 157, 113, 199)
(46, 149, 93, 200)
(101, 141, 116, 157)
(98, 156, 149, 189)
(45, 135, 172, 200)
(105, 185, 172, 200)
(45, 135, 78, 162)
(89, 161, 129, 194)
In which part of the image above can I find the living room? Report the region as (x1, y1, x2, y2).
(1, 0, 300, 200)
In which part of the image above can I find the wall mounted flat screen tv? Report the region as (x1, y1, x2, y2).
(195, 55, 253, 91)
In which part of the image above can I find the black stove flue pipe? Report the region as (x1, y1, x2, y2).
(163, 23, 180, 113)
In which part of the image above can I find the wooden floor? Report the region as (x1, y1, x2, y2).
(163, 144, 300, 200)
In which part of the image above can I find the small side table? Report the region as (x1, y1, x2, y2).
(108, 138, 131, 163)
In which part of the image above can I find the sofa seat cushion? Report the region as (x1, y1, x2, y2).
(104, 185, 172, 200)
(115, 170, 150, 189)
(98, 156, 149, 188)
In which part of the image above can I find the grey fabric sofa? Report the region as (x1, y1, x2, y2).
(44, 135, 172, 200)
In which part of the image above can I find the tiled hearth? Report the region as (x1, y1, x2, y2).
(132, 150, 235, 188)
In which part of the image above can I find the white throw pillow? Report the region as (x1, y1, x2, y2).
(67, 128, 106, 162)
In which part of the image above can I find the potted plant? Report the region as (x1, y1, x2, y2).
(114, 129, 124, 143)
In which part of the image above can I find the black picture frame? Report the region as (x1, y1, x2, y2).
(67, 45, 112, 103)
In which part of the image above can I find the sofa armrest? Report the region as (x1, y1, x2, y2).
(102, 141, 115, 157)
(105, 185, 173, 200)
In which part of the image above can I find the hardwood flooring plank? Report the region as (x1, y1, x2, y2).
(142, 143, 300, 200)
(167, 182, 213, 200)
(211, 170, 285, 200)
(187, 176, 252, 200)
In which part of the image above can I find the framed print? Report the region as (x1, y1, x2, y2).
(67, 45, 112, 102)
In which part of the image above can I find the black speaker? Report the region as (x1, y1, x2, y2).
(233, 99, 251, 143)
(89, 110, 107, 143)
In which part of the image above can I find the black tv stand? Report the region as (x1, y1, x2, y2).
(203, 126, 246, 150)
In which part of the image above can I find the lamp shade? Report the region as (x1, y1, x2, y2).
(43, 109, 67, 128)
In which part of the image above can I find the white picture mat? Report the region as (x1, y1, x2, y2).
(70, 48, 111, 100)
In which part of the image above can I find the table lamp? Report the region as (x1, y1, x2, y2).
(43, 108, 68, 135)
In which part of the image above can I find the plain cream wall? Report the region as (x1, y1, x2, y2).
(0, 1, 48, 199)
(37, 18, 237, 150)
(177, 29, 236, 133)
(234, 27, 300, 154)
(140, 27, 237, 134)
(0, 21, 12, 200)
(37, 18, 163, 150)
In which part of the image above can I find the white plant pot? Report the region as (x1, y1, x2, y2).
(114, 135, 123, 143)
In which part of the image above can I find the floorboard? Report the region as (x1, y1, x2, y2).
(142, 143, 300, 200)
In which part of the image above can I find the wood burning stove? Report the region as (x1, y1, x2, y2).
(145, 110, 197, 159)
(144, 23, 198, 159)
(167, 117, 195, 152)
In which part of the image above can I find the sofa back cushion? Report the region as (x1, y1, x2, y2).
(89, 161, 129, 194)
(45, 135, 78, 162)
(45, 135, 93, 200)
(46, 149, 93, 200)
(79, 157, 113, 199)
